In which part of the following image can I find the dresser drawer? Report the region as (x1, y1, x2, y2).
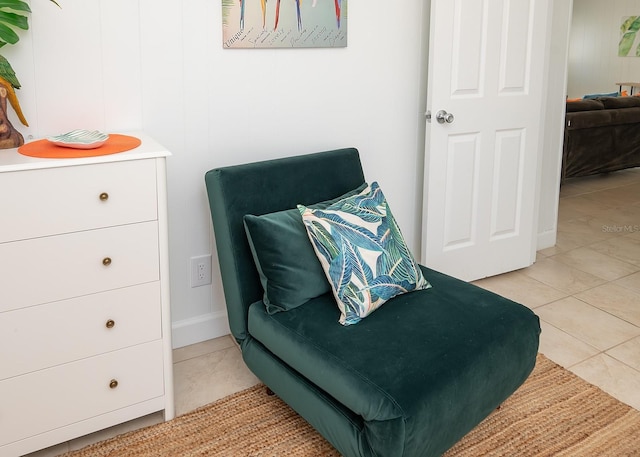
(0, 159, 158, 243)
(0, 222, 159, 312)
(0, 340, 165, 447)
(0, 283, 162, 379)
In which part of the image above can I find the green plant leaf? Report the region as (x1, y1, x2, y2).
(0, 11, 28, 30)
(0, 0, 30, 13)
(619, 31, 636, 56)
(0, 21, 20, 46)
(628, 16, 640, 32)
(0, 0, 30, 48)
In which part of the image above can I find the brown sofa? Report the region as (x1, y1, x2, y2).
(563, 96, 640, 181)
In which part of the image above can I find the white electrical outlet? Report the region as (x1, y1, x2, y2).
(190, 255, 212, 287)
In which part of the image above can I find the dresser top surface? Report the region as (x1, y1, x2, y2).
(0, 131, 170, 173)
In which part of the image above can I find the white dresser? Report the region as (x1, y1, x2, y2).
(0, 133, 174, 456)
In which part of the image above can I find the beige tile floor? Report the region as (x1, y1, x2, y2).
(475, 167, 640, 412)
(30, 168, 640, 457)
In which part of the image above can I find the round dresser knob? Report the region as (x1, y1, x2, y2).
(102, 257, 112, 266)
(109, 379, 118, 389)
(105, 319, 115, 329)
(99, 192, 109, 201)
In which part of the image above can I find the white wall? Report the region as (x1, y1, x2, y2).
(568, 0, 640, 98)
(7, 0, 428, 347)
(6, 0, 567, 348)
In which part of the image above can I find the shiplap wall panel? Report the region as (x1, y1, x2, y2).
(568, 0, 640, 98)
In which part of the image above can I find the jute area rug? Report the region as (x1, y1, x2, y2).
(62, 354, 640, 457)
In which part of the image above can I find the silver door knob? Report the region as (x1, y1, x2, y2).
(436, 110, 454, 124)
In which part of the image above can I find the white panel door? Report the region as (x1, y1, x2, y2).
(423, 0, 549, 281)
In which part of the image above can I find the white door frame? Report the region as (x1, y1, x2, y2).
(535, 0, 573, 252)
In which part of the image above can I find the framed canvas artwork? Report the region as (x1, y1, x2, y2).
(619, 16, 640, 56)
(222, 0, 347, 48)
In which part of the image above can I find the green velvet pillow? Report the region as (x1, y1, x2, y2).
(298, 182, 431, 325)
(244, 184, 366, 314)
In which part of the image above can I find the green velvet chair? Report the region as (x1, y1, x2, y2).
(205, 148, 540, 457)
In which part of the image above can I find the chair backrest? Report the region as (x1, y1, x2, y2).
(205, 148, 366, 342)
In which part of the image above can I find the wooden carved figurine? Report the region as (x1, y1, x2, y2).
(0, 55, 28, 149)
(0, 84, 24, 149)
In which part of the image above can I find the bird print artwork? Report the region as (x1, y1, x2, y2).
(294, 0, 302, 31)
(272, 0, 342, 32)
(223, 0, 347, 48)
(261, 0, 267, 28)
(237, 0, 267, 30)
(0, 54, 28, 127)
(274, 0, 302, 31)
(239, 0, 245, 30)
(275, 0, 281, 29)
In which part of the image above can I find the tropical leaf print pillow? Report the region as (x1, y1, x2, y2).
(298, 182, 431, 325)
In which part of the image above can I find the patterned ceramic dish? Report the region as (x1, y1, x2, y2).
(47, 129, 110, 149)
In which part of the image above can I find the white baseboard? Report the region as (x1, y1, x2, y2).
(537, 229, 557, 252)
(171, 311, 231, 349)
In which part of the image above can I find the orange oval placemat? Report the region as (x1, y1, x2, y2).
(18, 134, 141, 159)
